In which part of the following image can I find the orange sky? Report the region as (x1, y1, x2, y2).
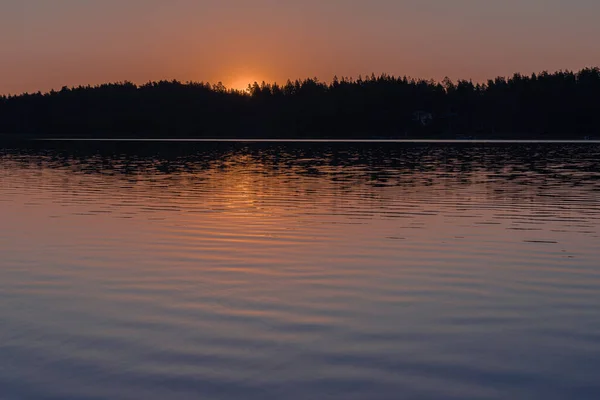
(1, 0, 599, 94)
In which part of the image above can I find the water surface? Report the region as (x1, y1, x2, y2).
(1, 141, 600, 400)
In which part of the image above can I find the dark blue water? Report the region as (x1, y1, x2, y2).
(1, 141, 599, 399)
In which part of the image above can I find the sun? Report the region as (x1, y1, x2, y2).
(229, 77, 257, 92)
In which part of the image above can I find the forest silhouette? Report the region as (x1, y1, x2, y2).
(1, 68, 598, 139)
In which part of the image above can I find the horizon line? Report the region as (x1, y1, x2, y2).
(31, 138, 600, 144)
(2, 66, 598, 98)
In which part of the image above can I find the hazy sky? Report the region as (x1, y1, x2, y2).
(1, 0, 599, 94)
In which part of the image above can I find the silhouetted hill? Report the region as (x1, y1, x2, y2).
(1, 68, 599, 139)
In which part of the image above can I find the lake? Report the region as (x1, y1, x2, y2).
(1, 141, 599, 400)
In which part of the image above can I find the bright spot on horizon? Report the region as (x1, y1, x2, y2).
(229, 77, 258, 92)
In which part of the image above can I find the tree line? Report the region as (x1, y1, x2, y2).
(1, 67, 598, 139)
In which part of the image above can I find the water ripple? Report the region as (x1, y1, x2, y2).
(1, 142, 600, 400)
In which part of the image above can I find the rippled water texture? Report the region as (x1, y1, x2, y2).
(1, 141, 600, 400)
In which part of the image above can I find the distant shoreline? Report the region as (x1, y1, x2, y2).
(1, 132, 598, 142)
(2, 135, 599, 144)
(2, 68, 599, 141)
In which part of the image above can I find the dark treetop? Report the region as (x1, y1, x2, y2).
(1, 68, 599, 139)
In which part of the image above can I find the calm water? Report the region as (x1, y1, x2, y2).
(1, 141, 600, 400)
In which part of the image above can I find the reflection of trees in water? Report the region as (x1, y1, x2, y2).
(1, 142, 600, 207)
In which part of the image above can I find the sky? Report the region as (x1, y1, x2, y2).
(1, 0, 599, 94)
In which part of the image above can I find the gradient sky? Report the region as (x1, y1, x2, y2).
(1, 0, 599, 94)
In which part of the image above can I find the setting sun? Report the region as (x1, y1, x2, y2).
(228, 77, 258, 92)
